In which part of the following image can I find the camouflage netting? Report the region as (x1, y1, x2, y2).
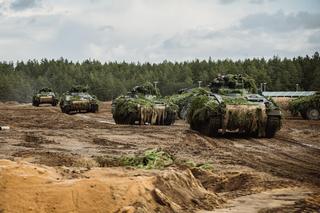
(187, 94, 268, 136)
(33, 87, 58, 106)
(167, 88, 210, 119)
(182, 74, 282, 137)
(60, 85, 99, 113)
(288, 92, 320, 118)
(223, 105, 267, 136)
(130, 82, 160, 96)
(69, 85, 89, 93)
(113, 96, 177, 125)
(112, 82, 177, 125)
(39, 87, 53, 93)
(209, 74, 257, 94)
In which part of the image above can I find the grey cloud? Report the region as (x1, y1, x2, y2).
(308, 31, 320, 44)
(240, 11, 320, 32)
(97, 25, 114, 32)
(218, 0, 236, 5)
(10, 0, 40, 11)
(249, 0, 276, 4)
(249, 0, 265, 4)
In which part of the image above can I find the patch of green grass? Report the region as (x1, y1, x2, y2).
(121, 149, 174, 169)
(175, 159, 214, 171)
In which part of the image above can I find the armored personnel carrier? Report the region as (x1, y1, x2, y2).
(288, 92, 320, 120)
(59, 86, 99, 114)
(187, 74, 282, 138)
(32, 88, 58, 107)
(112, 82, 177, 125)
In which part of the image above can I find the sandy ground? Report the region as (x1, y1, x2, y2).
(0, 102, 319, 213)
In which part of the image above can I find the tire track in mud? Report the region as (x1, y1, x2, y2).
(201, 134, 320, 186)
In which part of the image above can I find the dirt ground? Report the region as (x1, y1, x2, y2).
(0, 102, 319, 213)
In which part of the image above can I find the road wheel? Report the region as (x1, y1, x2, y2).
(32, 100, 39, 107)
(52, 99, 58, 106)
(198, 117, 220, 137)
(306, 108, 320, 120)
(63, 106, 71, 114)
(91, 104, 99, 113)
(300, 111, 308, 119)
(164, 111, 176, 125)
(266, 116, 281, 138)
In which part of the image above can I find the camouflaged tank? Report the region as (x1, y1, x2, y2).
(32, 88, 59, 107)
(288, 92, 320, 120)
(59, 86, 99, 114)
(112, 82, 177, 125)
(186, 74, 282, 138)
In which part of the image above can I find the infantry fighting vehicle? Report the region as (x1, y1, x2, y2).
(288, 92, 320, 120)
(32, 88, 58, 107)
(59, 86, 99, 114)
(184, 74, 282, 138)
(112, 82, 177, 125)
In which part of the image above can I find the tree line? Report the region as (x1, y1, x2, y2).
(0, 52, 319, 102)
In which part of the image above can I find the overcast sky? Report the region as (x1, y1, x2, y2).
(0, 0, 319, 62)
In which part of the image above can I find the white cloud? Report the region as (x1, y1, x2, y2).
(0, 0, 319, 62)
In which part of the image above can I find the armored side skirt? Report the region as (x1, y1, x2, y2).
(61, 101, 99, 114)
(190, 105, 281, 138)
(39, 96, 54, 104)
(113, 105, 176, 125)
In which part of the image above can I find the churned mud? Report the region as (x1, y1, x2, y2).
(0, 102, 319, 212)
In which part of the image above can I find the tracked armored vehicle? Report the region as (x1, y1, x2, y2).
(112, 82, 177, 125)
(32, 88, 58, 107)
(288, 92, 320, 120)
(187, 74, 282, 138)
(59, 86, 99, 114)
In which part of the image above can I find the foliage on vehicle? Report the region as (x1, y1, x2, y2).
(209, 74, 257, 94)
(59, 86, 99, 114)
(185, 74, 281, 138)
(112, 82, 177, 125)
(288, 92, 320, 120)
(32, 87, 58, 107)
(167, 88, 210, 119)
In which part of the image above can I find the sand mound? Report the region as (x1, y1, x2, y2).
(0, 160, 223, 213)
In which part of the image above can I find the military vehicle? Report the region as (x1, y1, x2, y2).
(112, 82, 177, 125)
(185, 74, 281, 138)
(32, 88, 58, 107)
(288, 92, 320, 120)
(59, 86, 99, 114)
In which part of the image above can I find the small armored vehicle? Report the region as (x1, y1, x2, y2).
(187, 74, 282, 138)
(32, 88, 58, 107)
(59, 86, 99, 114)
(288, 92, 320, 120)
(112, 82, 177, 125)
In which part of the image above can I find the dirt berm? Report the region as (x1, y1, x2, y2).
(0, 160, 224, 213)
